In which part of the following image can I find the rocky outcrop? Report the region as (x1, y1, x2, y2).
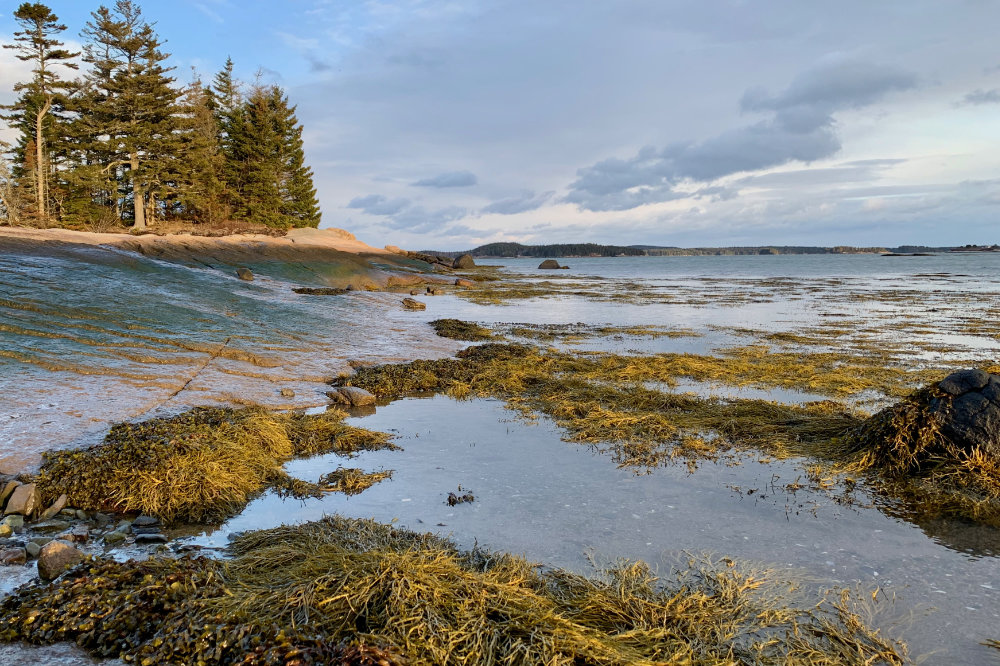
(452, 254, 476, 269)
(402, 297, 427, 310)
(236, 266, 254, 281)
(932, 369, 1000, 455)
(538, 259, 563, 269)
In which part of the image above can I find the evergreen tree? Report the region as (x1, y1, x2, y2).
(1, 2, 78, 224)
(78, 0, 181, 230)
(213, 57, 247, 217)
(272, 88, 321, 227)
(172, 76, 227, 224)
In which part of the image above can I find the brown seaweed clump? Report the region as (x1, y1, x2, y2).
(847, 372, 1000, 526)
(32, 407, 395, 525)
(428, 318, 493, 341)
(0, 516, 907, 665)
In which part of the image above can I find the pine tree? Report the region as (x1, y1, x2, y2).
(272, 88, 321, 228)
(1, 2, 79, 224)
(78, 0, 181, 230)
(173, 76, 227, 224)
(213, 57, 247, 218)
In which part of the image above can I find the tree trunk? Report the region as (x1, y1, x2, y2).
(34, 96, 52, 223)
(130, 152, 145, 230)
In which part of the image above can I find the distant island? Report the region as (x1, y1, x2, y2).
(419, 242, 985, 258)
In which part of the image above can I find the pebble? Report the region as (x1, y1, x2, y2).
(104, 531, 127, 546)
(134, 533, 168, 544)
(0, 525, 11, 538)
(132, 515, 160, 527)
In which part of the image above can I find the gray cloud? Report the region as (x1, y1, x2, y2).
(566, 58, 917, 212)
(379, 205, 469, 231)
(347, 194, 411, 215)
(958, 88, 1000, 106)
(481, 190, 554, 215)
(412, 170, 478, 188)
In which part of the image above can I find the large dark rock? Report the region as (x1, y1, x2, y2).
(538, 259, 562, 269)
(236, 266, 254, 281)
(452, 254, 476, 269)
(931, 370, 1000, 455)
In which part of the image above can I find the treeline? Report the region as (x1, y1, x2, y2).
(0, 1, 320, 231)
(643, 246, 887, 256)
(461, 242, 645, 258)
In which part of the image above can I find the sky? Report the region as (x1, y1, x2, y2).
(2, 1, 1000, 249)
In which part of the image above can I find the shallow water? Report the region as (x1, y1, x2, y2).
(187, 396, 1000, 664)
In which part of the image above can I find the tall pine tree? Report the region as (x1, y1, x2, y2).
(78, 0, 180, 230)
(1, 2, 78, 224)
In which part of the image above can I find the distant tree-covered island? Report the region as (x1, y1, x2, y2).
(420, 242, 931, 258)
(0, 1, 321, 232)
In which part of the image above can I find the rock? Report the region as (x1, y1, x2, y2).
(455, 278, 474, 287)
(332, 386, 376, 407)
(0, 481, 20, 509)
(0, 525, 11, 539)
(3, 483, 40, 517)
(94, 512, 113, 524)
(39, 494, 68, 521)
(385, 245, 406, 255)
(425, 287, 441, 295)
(133, 515, 160, 527)
(115, 519, 132, 533)
(931, 370, 1000, 455)
(134, 532, 168, 544)
(25, 542, 40, 558)
(452, 254, 476, 269)
(236, 266, 254, 281)
(280, 388, 295, 397)
(402, 297, 426, 310)
(75, 509, 88, 521)
(0, 548, 26, 565)
(538, 259, 562, 269)
(59, 509, 77, 518)
(410, 289, 420, 296)
(2, 515, 24, 530)
(131, 526, 161, 535)
(29, 537, 52, 548)
(33, 519, 71, 533)
(67, 525, 89, 544)
(104, 531, 127, 546)
(37, 540, 85, 580)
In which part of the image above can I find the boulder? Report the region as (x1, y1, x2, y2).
(332, 386, 376, 407)
(402, 297, 426, 310)
(452, 254, 476, 269)
(3, 483, 40, 517)
(538, 259, 562, 269)
(932, 370, 1000, 455)
(455, 278, 474, 287)
(37, 540, 84, 580)
(0, 481, 20, 509)
(280, 388, 295, 398)
(39, 493, 68, 521)
(25, 542, 40, 558)
(236, 266, 254, 281)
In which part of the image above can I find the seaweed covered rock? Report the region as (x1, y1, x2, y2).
(932, 369, 1000, 455)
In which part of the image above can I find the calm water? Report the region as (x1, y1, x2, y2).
(2, 243, 1000, 663)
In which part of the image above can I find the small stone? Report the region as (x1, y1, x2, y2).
(68, 525, 90, 544)
(2, 515, 23, 530)
(0, 548, 26, 565)
(135, 532, 168, 544)
(0, 525, 11, 539)
(39, 494, 68, 521)
(410, 289, 420, 295)
(37, 540, 85, 580)
(94, 512, 113, 524)
(75, 510, 88, 521)
(280, 388, 295, 397)
(25, 542, 40, 558)
(103, 531, 127, 546)
(4, 483, 40, 517)
(132, 515, 160, 527)
(115, 520, 132, 533)
(33, 519, 71, 533)
(131, 526, 162, 536)
(425, 286, 441, 295)
(402, 297, 426, 310)
(0, 481, 20, 509)
(455, 278, 474, 287)
(236, 266, 254, 281)
(59, 509, 77, 518)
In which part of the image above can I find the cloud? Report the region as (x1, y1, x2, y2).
(411, 170, 478, 188)
(566, 57, 917, 212)
(957, 88, 1000, 106)
(379, 205, 469, 231)
(347, 194, 411, 215)
(481, 190, 554, 215)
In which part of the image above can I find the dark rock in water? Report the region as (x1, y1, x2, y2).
(131, 526, 162, 536)
(932, 370, 1000, 455)
(452, 254, 476, 269)
(37, 540, 84, 580)
(236, 266, 254, 281)
(402, 297, 426, 310)
(0, 547, 26, 565)
(133, 515, 160, 527)
(280, 388, 295, 398)
(538, 259, 562, 269)
(292, 287, 349, 295)
(135, 532, 168, 544)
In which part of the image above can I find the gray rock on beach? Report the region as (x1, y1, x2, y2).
(37, 539, 84, 580)
(933, 369, 1000, 455)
